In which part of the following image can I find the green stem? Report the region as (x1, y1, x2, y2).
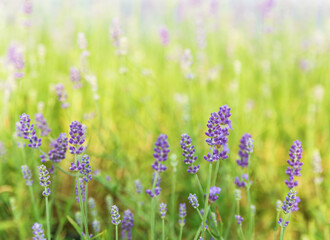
(45, 196, 51, 240)
(28, 185, 39, 221)
(179, 223, 183, 240)
(162, 219, 165, 240)
(150, 171, 159, 240)
(84, 183, 89, 238)
(212, 159, 221, 186)
(194, 174, 205, 197)
(247, 186, 253, 239)
(115, 225, 118, 240)
(193, 226, 202, 240)
(202, 163, 213, 238)
(279, 214, 287, 240)
(197, 208, 218, 239)
(171, 168, 177, 239)
(55, 164, 77, 176)
(238, 226, 246, 240)
(273, 212, 280, 240)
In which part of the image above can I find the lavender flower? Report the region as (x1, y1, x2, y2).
(38, 165, 51, 197)
(121, 209, 134, 240)
(235, 215, 243, 225)
(23, 0, 33, 15)
(7, 43, 25, 78)
(68, 121, 86, 154)
(278, 218, 289, 227)
(234, 174, 249, 188)
(151, 134, 170, 172)
(21, 165, 33, 186)
(180, 134, 200, 174)
(69, 154, 92, 182)
(236, 134, 254, 168)
(134, 179, 143, 194)
(285, 140, 303, 189)
(17, 113, 42, 148)
(55, 84, 69, 108)
(92, 219, 100, 233)
(75, 211, 82, 226)
(70, 67, 82, 89)
(32, 223, 46, 240)
(75, 178, 86, 203)
(188, 193, 199, 208)
(48, 133, 68, 163)
(88, 198, 97, 217)
(146, 173, 161, 197)
(159, 26, 170, 46)
(204, 105, 232, 162)
(207, 186, 221, 202)
(111, 205, 121, 225)
(281, 189, 297, 214)
(159, 203, 167, 219)
(178, 203, 187, 226)
(35, 113, 51, 137)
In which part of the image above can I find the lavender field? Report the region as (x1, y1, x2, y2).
(0, 0, 329, 239)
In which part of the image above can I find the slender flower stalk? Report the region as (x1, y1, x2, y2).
(111, 205, 121, 240)
(121, 209, 134, 240)
(159, 203, 167, 240)
(38, 165, 51, 240)
(178, 203, 186, 240)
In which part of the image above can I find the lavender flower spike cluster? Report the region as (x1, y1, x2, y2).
(236, 133, 254, 168)
(188, 193, 199, 208)
(180, 134, 200, 174)
(69, 121, 86, 154)
(21, 165, 33, 186)
(235, 215, 244, 225)
(121, 209, 134, 240)
(32, 223, 46, 240)
(35, 113, 51, 137)
(55, 83, 70, 108)
(178, 203, 187, 226)
(69, 154, 92, 182)
(208, 186, 221, 202)
(48, 133, 68, 163)
(159, 203, 167, 219)
(17, 113, 42, 148)
(111, 205, 121, 225)
(151, 134, 170, 172)
(38, 165, 51, 197)
(285, 140, 303, 189)
(204, 105, 232, 162)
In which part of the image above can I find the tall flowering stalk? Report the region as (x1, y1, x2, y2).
(111, 205, 121, 240)
(148, 134, 170, 240)
(17, 113, 42, 148)
(68, 121, 90, 238)
(121, 209, 134, 240)
(178, 203, 186, 240)
(234, 133, 254, 238)
(159, 203, 167, 240)
(278, 141, 303, 240)
(38, 165, 51, 240)
(35, 113, 51, 137)
(202, 105, 232, 238)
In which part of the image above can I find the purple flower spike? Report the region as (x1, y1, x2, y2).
(178, 203, 187, 226)
(70, 67, 82, 89)
(92, 219, 100, 233)
(159, 26, 170, 46)
(32, 222, 46, 240)
(48, 133, 68, 163)
(21, 165, 33, 186)
(69, 121, 86, 154)
(134, 179, 143, 194)
(35, 113, 51, 137)
(281, 189, 297, 214)
(55, 83, 70, 108)
(159, 203, 167, 219)
(207, 186, 221, 202)
(204, 105, 232, 162)
(285, 140, 303, 189)
(75, 178, 86, 203)
(151, 134, 170, 172)
(111, 205, 121, 225)
(7, 43, 25, 78)
(38, 165, 51, 197)
(17, 113, 42, 148)
(278, 218, 289, 227)
(69, 154, 92, 182)
(180, 134, 200, 174)
(146, 173, 161, 198)
(188, 193, 199, 208)
(236, 133, 254, 168)
(235, 215, 244, 225)
(234, 174, 249, 188)
(121, 209, 134, 240)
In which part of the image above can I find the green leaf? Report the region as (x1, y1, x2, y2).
(67, 215, 83, 237)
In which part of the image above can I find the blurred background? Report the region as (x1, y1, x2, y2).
(0, 0, 329, 239)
